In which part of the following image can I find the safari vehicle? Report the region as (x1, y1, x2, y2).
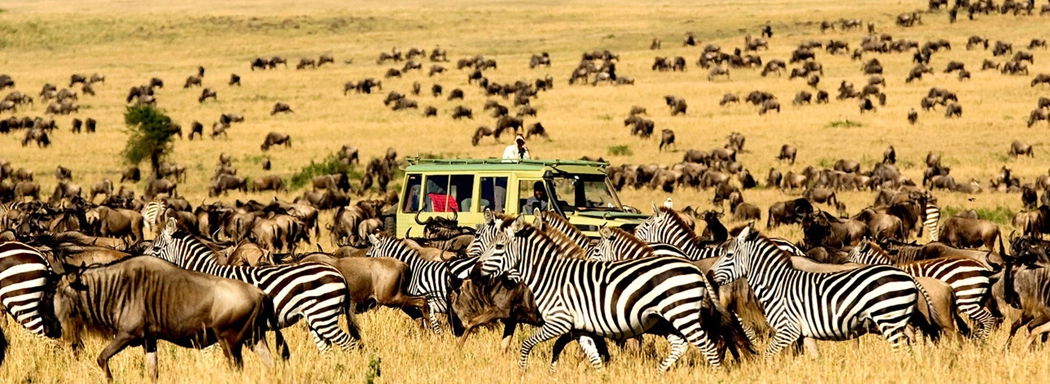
(396, 158, 647, 238)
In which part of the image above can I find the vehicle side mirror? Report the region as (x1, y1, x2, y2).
(623, 205, 640, 214)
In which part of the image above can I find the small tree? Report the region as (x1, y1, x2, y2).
(122, 105, 175, 177)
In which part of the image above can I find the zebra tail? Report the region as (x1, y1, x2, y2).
(342, 294, 364, 347)
(698, 273, 756, 363)
(261, 296, 290, 361)
(911, 279, 942, 343)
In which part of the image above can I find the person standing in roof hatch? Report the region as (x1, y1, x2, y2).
(502, 134, 531, 160)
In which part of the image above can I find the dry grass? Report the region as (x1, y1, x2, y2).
(2, 0, 1050, 382)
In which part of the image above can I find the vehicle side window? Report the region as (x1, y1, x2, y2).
(519, 179, 550, 214)
(423, 175, 473, 212)
(402, 174, 422, 213)
(478, 177, 507, 212)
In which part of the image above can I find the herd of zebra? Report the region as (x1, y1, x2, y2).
(2, 193, 1050, 380)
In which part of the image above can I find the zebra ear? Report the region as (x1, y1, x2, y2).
(164, 217, 177, 234)
(483, 208, 494, 225)
(511, 214, 526, 233)
(367, 233, 381, 246)
(651, 202, 659, 214)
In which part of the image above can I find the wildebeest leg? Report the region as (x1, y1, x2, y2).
(97, 332, 136, 381)
(1022, 319, 1050, 351)
(252, 338, 274, 366)
(500, 320, 517, 353)
(143, 338, 159, 382)
(0, 327, 6, 366)
(221, 336, 245, 370)
(1003, 317, 1027, 351)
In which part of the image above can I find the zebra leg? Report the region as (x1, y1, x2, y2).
(870, 312, 913, 350)
(962, 305, 996, 339)
(548, 333, 574, 372)
(304, 309, 356, 351)
(426, 301, 443, 335)
(657, 334, 688, 371)
(520, 315, 572, 370)
(309, 328, 330, 352)
(736, 314, 759, 343)
(577, 336, 605, 369)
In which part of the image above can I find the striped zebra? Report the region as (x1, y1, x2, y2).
(535, 211, 593, 250)
(587, 226, 688, 261)
(713, 226, 930, 356)
(147, 219, 361, 352)
(635, 206, 723, 260)
(478, 215, 750, 370)
(0, 242, 60, 363)
(847, 240, 996, 338)
(140, 201, 165, 236)
(366, 233, 477, 333)
(924, 201, 941, 242)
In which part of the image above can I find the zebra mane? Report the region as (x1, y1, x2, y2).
(655, 206, 702, 244)
(511, 221, 586, 259)
(539, 211, 588, 244)
(604, 226, 651, 252)
(168, 229, 225, 263)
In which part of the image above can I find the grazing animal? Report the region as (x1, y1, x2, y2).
(198, 88, 217, 103)
(714, 227, 930, 357)
(271, 102, 293, 115)
(366, 233, 479, 333)
(260, 132, 292, 151)
(478, 216, 749, 370)
(0, 242, 61, 364)
(658, 129, 675, 151)
(147, 219, 363, 352)
(53, 256, 281, 382)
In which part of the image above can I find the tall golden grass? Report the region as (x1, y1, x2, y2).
(1, 0, 1049, 382)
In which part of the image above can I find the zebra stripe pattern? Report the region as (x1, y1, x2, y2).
(635, 206, 723, 260)
(847, 241, 995, 338)
(924, 202, 941, 242)
(0, 242, 58, 339)
(478, 217, 734, 370)
(713, 227, 922, 356)
(588, 226, 688, 261)
(147, 219, 360, 351)
(140, 201, 165, 235)
(367, 233, 477, 333)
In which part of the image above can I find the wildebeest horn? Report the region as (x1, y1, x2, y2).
(451, 209, 458, 222)
(414, 210, 426, 225)
(405, 227, 412, 239)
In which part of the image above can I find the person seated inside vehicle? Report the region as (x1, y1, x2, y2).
(523, 181, 549, 212)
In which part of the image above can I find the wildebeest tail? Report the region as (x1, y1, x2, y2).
(342, 290, 364, 347)
(0, 326, 7, 366)
(698, 276, 756, 364)
(259, 296, 289, 360)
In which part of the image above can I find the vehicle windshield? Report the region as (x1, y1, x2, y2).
(547, 174, 623, 212)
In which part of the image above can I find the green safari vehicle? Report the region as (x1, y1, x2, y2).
(396, 158, 647, 238)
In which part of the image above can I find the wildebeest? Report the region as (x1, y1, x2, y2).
(53, 257, 280, 382)
(451, 105, 473, 119)
(664, 95, 687, 115)
(260, 132, 292, 151)
(658, 129, 675, 152)
(945, 103, 962, 118)
(939, 216, 1000, 251)
(229, 74, 241, 86)
(767, 198, 815, 228)
(1010, 140, 1034, 157)
(301, 254, 427, 315)
(777, 144, 797, 164)
(759, 99, 780, 114)
(908, 108, 919, 124)
(1032, 74, 1050, 87)
(271, 102, 293, 115)
(198, 88, 217, 103)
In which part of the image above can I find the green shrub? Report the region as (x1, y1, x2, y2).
(289, 153, 356, 190)
(607, 145, 632, 156)
(941, 205, 1014, 225)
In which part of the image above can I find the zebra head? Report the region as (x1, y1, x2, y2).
(146, 217, 180, 264)
(365, 232, 398, 258)
(712, 224, 756, 285)
(466, 208, 507, 258)
(633, 203, 666, 243)
(586, 226, 615, 261)
(478, 215, 524, 281)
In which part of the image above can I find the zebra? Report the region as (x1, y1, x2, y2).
(924, 201, 941, 242)
(140, 201, 164, 236)
(0, 241, 61, 363)
(535, 210, 593, 250)
(847, 240, 996, 338)
(634, 205, 724, 260)
(587, 226, 689, 261)
(477, 215, 750, 371)
(365, 232, 477, 333)
(712, 226, 933, 357)
(146, 219, 361, 352)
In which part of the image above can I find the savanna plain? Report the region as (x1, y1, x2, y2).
(1, 0, 1049, 382)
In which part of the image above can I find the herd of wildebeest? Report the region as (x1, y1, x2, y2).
(2, 0, 1050, 381)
